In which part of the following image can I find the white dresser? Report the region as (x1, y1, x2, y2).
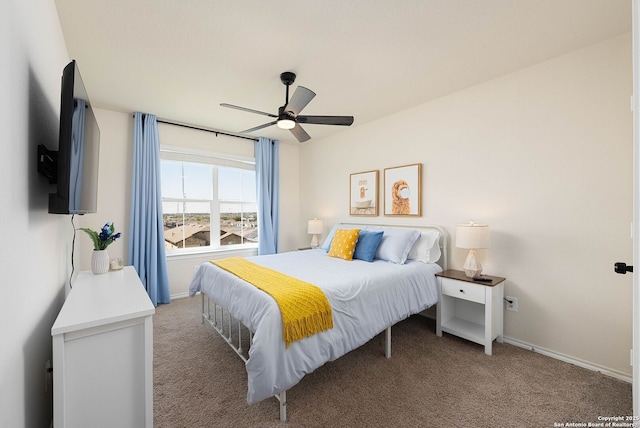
(51, 266, 155, 428)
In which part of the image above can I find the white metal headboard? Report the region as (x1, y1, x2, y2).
(335, 223, 448, 270)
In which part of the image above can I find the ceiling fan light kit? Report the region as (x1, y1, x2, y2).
(221, 71, 354, 143)
(276, 106, 296, 129)
(277, 119, 296, 130)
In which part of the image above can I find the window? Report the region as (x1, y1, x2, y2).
(160, 149, 258, 253)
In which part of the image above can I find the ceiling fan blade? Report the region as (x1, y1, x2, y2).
(284, 86, 316, 116)
(289, 123, 311, 143)
(221, 103, 277, 118)
(241, 121, 277, 133)
(297, 115, 354, 126)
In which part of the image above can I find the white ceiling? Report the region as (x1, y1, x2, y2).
(54, 0, 632, 144)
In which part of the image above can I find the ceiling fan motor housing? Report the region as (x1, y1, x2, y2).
(278, 105, 295, 120)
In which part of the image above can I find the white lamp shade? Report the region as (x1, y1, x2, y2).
(307, 219, 324, 235)
(455, 222, 490, 249)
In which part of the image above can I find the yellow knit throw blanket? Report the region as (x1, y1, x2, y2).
(211, 257, 333, 348)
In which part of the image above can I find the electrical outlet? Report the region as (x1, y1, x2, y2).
(505, 296, 518, 312)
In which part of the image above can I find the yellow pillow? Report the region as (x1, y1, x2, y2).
(328, 228, 360, 261)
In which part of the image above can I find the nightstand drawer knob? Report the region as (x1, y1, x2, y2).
(459, 289, 464, 293)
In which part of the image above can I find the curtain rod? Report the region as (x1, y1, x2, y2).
(132, 114, 258, 142)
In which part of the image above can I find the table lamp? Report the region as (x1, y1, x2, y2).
(307, 218, 324, 248)
(455, 221, 491, 278)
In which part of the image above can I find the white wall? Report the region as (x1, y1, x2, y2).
(0, 1, 71, 427)
(299, 33, 633, 377)
(75, 109, 133, 268)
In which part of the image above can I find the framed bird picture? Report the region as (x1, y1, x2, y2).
(383, 163, 422, 216)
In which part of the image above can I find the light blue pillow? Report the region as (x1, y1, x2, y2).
(374, 228, 421, 264)
(353, 230, 384, 262)
(320, 224, 340, 252)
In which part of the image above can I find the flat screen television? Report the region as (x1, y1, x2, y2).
(44, 60, 100, 214)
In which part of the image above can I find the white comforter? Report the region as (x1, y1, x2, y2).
(188, 249, 441, 404)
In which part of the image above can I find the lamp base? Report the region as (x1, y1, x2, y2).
(462, 249, 483, 278)
(310, 234, 319, 249)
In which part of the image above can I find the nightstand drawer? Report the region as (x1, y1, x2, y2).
(441, 278, 485, 304)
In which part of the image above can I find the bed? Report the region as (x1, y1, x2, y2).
(188, 223, 447, 421)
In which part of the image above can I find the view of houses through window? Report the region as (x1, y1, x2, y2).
(160, 150, 258, 252)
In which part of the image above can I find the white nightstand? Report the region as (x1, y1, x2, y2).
(436, 269, 506, 355)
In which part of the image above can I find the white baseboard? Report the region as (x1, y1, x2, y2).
(503, 336, 632, 383)
(170, 292, 191, 300)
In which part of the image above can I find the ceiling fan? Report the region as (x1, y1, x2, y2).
(221, 72, 354, 143)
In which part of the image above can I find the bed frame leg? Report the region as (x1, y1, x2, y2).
(277, 391, 287, 421)
(200, 293, 205, 324)
(385, 326, 391, 359)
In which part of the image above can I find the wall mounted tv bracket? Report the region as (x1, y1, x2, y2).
(37, 145, 58, 184)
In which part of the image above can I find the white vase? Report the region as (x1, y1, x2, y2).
(91, 249, 110, 274)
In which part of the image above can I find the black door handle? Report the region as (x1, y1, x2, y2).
(615, 262, 633, 274)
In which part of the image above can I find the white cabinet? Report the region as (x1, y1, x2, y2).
(436, 269, 505, 355)
(51, 266, 155, 428)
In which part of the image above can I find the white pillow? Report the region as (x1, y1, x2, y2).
(407, 230, 441, 263)
(372, 228, 420, 264)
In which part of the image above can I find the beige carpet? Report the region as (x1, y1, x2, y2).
(153, 296, 631, 427)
